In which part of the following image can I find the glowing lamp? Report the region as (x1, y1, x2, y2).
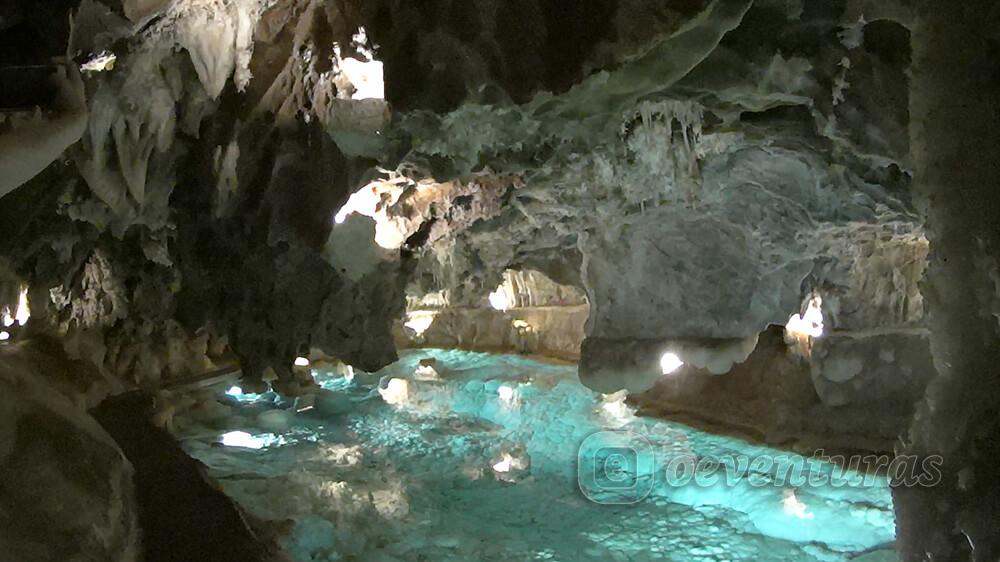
(660, 352, 684, 375)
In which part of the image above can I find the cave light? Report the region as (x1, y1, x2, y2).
(334, 182, 382, 225)
(497, 385, 515, 404)
(339, 27, 385, 101)
(511, 319, 533, 333)
(81, 50, 117, 72)
(404, 310, 438, 336)
(294, 356, 311, 367)
(0, 331, 9, 342)
(374, 222, 406, 249)
(332, 173, 409, 249)
(339, 57, 384, 100)
(3, 287, 29, 328)
(225, 385, 265, 402)
(660, 352, 684, 375)
(414, 364, 439, 380)
(492, 452, 527, 475)
(221, 431, 271, 449)
(14, 286, 29, 326)
(492, 453, 514, 473)
(782, 489, 814, 520)
(379, 378, 410, 405)
(601, 391, 633, 424)
(489, 287, 513, 311)
(786, 294, 824, 339)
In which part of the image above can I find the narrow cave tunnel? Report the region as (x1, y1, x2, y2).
(0, 0, 998, 561)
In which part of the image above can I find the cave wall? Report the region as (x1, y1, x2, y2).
(891, 1, 1000, 559)
(0, 0, 931, 399)
(0, 0, 407, 391)
(0, 341, 140, 561)
(397, 305, 588, 361)
(377, 0, 929, 398)
(398, 269, 588, 360)
(630, 326, 936, 455)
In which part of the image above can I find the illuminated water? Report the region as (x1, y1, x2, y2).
(177, 349, 897, 561)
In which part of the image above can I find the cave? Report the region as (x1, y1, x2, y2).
(0, 0, 997, 560)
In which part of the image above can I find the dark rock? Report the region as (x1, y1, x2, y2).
(0, 346, 140, 562)
(91, 391, 288, 562)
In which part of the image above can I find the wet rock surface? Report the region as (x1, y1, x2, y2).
(630, 326, 933, 455)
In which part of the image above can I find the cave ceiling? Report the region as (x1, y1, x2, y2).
(0, 0, 923, 385)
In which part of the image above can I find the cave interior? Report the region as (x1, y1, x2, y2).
(0, 0, 998, 561)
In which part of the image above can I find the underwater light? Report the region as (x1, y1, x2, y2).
(497, 385, 515, 403)
(226, 385, 243, 397)
(379, 378, 410, 405)
(0, 331, 8, 341)
(220, 431, 268, 449)
(782, 489, 814, 520)
(294, 357, 311, 367)
(492, 453, 527, 476)
(660, 352, 684, 375)
(415, 364, 439, 380)
(601, 391, 633, 424)
(492, 454, 514, 473)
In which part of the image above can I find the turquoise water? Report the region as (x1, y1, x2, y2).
(178, 349, 897, 561)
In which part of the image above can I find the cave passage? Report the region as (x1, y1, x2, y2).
(177, 349, 897, 562)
